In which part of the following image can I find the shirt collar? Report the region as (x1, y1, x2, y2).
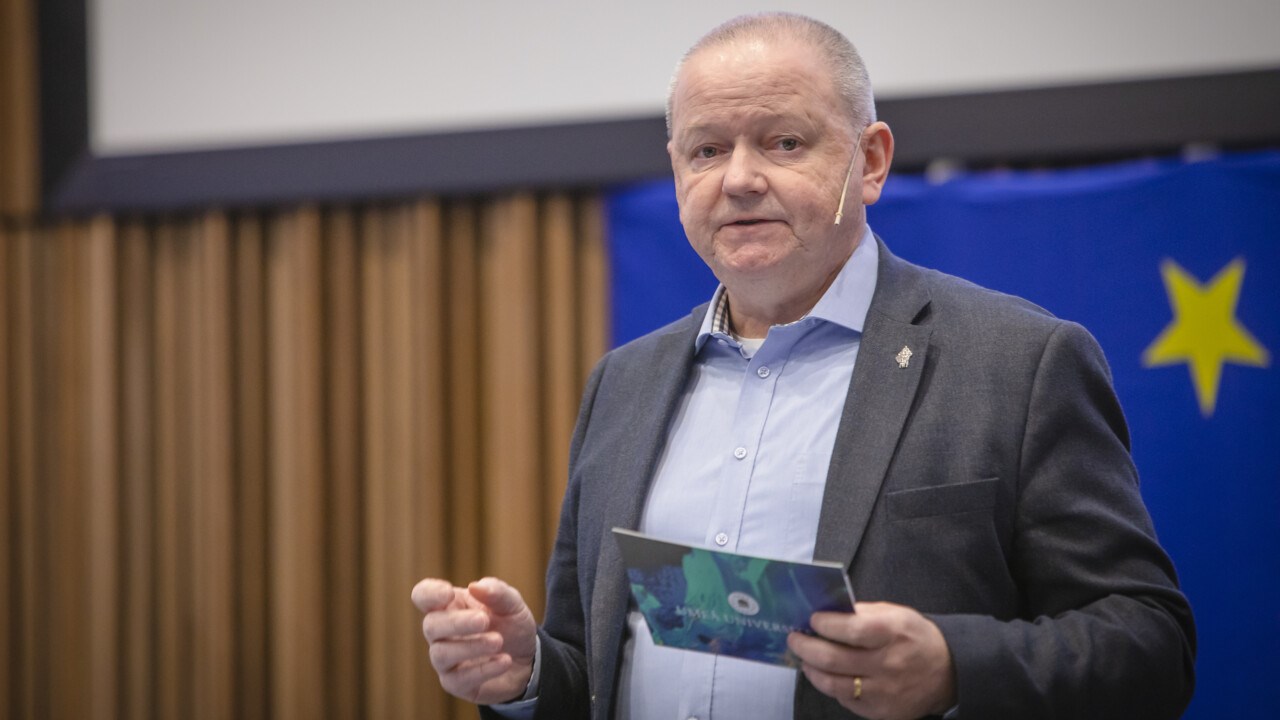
(695, 225, 879, 351)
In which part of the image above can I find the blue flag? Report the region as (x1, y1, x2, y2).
(606, 149, 1280, 717)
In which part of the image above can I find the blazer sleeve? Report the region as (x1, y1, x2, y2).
(930, 321, 1196, 719)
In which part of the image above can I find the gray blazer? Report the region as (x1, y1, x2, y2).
(499, 238, 1194, 720)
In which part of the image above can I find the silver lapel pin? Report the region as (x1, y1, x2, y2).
(895, 346, 913, 369)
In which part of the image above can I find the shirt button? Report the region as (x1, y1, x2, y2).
(714, 533, 729, 546)
(757, 366, 770, 378)
(733, 446, 748, 460)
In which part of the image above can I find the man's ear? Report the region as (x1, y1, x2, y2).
(860, 122, 895, 206)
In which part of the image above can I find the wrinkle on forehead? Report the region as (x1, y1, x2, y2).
(682, 69, 824, 107)
(677, 100, 823, 143)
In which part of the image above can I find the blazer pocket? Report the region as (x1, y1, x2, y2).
(886, 478, 1000, 520)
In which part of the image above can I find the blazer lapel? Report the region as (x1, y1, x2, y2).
(814, 239, 933, 568)
(589, 311, 701, 713)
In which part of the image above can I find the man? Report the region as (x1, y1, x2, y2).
(413, 13, 1195, 720)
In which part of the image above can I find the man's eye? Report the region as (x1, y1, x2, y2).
(778, 138, 799, 151)
(696, 146, 718, 159)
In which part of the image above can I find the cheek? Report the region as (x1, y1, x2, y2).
(679, 212, 713, 259)
(676, 178, 716, 225)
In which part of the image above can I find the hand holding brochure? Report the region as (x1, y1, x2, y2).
(612, 528, 855, 667)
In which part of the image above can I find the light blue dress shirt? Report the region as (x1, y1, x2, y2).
(615, 229, 877, 720)
(494, 228, 878, 719)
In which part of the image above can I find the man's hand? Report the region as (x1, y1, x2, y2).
(787, 601, 956, 720)
(411, 577, 538, 706)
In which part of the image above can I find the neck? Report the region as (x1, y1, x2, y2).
(724, 254, 850, 338)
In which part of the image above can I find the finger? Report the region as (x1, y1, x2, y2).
(801, 663, 870, 713)
(808, 610, 877, 649)
(810, 603, 897, 649)
(439, 653, 515, 700)
(469, 577, 529, 617)
(411, 578, 462, 613)
(428, 632, 505, 671)
(423, 608, 490, 643)
(788, 631, 869, 675)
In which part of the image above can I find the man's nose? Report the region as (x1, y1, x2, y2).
(721, 148, 768, 196)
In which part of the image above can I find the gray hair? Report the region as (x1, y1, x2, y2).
(664, 12, 876, 137)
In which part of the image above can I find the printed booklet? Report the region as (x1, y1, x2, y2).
(612, 527, 856, 667)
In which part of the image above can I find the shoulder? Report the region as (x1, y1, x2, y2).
(878, 247, 1112, 381)
(917, 260, 1057, 333)
(887, 249, 1089, 348)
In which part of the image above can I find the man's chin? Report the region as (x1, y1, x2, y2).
(711, 258, 808, 298)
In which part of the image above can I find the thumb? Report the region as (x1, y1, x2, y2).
(469, 577, 529, 617)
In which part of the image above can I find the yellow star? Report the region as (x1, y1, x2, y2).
(1142, 257, 1270, 417)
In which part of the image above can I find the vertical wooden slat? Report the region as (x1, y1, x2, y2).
(540, 194, 578, 554)
(86, 216, 120, 720)
(443, 201, 483, 720)
(49, 223, 91, 719)
(31, 225, 54, 718)
(446, 202, 482, 586)
(0, 228, 11, 720)
(324, 207, 364, 719)
(267, 207, 326, 720)
(11, 225, 37, 720)
(175, 222, 200, 718)
(360, 207, 392, 719)
(577, 196, 610, 379)
(385, 205, 415, 717)
(0, 225, 11, 717)
(479, 194, 545, 617)
(118, 219, 155, 720)
(156, 218, 201, 717)
(153, 220, 185, 719)
(24, 225, 48, 719)
(232, 215, 269, 720)
(0, 0, 38, 216)
(193, 212, 235, 720)
(409, 200, 450, 716)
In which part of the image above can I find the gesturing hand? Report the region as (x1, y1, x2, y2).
(787, 601, 956, 720)
(411, 576, 538, 706)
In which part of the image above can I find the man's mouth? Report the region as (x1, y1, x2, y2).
(730, 219, 771, 226)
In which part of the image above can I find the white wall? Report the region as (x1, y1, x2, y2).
(89, 0, 1280, 156)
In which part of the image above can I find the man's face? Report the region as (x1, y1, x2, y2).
(667, 38, 863, 308)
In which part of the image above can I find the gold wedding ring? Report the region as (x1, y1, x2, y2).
(853, 676, 863, 701)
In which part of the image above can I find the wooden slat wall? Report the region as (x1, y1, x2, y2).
(1, 196, 609, 719)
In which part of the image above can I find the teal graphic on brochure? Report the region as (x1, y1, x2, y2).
(612, 528, 856, 667)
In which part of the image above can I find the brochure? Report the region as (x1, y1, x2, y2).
(612, 527, 855, 667)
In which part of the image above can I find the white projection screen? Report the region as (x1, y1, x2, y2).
(89, 0, 1280, 156)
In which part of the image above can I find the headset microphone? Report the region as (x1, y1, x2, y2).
(832, 151, 859, 226)
(835, 129, 872, 225)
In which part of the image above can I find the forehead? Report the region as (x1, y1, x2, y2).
(671, 38, 843, 134)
